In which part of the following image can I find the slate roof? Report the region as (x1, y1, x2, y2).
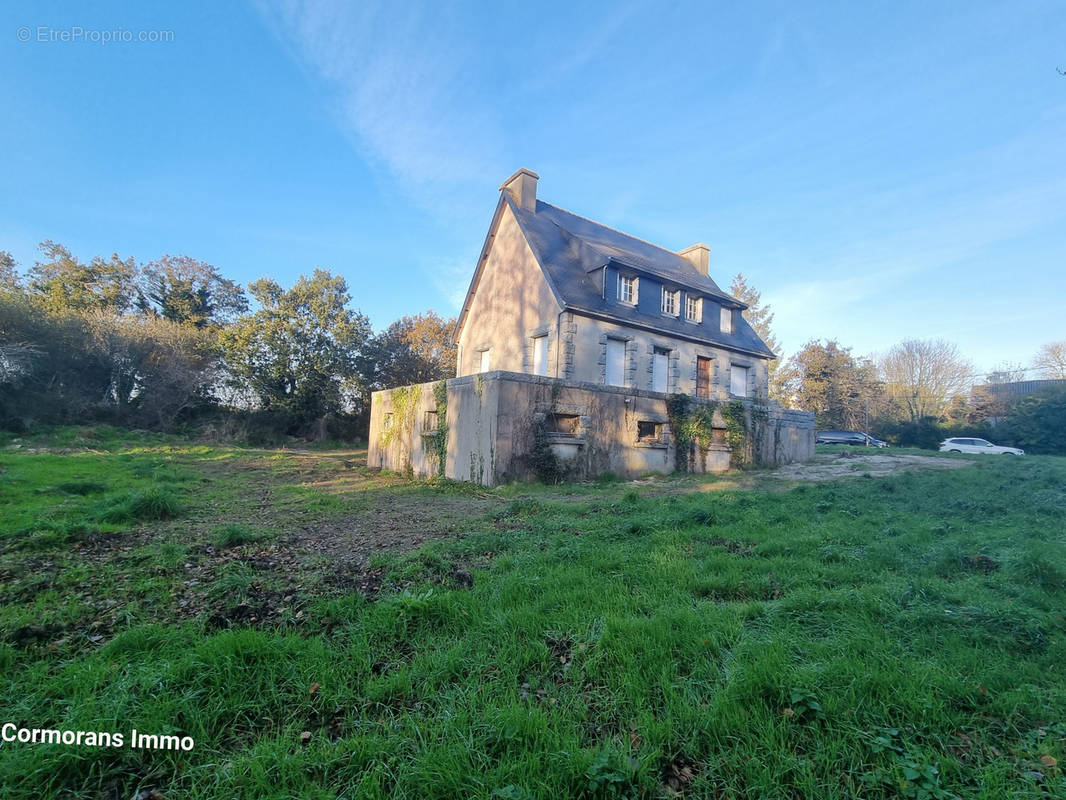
(504, 194, 775, 358)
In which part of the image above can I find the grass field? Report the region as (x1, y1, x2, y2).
(1, 428, 1064, 799)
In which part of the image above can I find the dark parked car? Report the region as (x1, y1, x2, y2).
(816, 430, 888, 447)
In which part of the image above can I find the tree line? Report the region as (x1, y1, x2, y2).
(2, 246, 1062, 453)
(0, 243, 456, 441)
(730, 276, 1066, 455)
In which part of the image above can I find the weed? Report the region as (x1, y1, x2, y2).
(211, 523, 261, 549)
(784, 688, 824, 722)
(585, 748, 639, 799)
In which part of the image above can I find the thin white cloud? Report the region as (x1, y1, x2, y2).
(256, 0, 507, 223)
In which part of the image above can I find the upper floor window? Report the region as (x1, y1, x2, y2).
(661, 287, 680, 316)
(685, 295, 702, 322)
(618, 274, 638, 304)
(720, 306, 733, 334)
(479, 348, 491, 372)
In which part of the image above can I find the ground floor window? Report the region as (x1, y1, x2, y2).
(532, 335, 548, 376)
(606, 338, 626, 386)
(730, 363, 750, 397)
(652, 347, 670, 393)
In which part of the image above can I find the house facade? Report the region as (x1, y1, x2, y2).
(453, 169, 773, 402)
(368, 170, 814, 485)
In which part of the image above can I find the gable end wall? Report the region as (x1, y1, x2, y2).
(456, 204, 563, 377)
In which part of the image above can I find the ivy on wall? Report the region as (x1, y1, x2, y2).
(529, 381, 567, 484)
(667, 393, 716, 472)
(426, 380, 448, 477)
(667, 393, 767, 471)
(382, 384, 422, 477)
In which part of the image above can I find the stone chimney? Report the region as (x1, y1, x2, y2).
(678, 243, 710, 275)
(500, 168, 539, 212)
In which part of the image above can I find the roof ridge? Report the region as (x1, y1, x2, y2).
(537, 200, 694, 263)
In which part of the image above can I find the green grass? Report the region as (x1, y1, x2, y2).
(0, 428, 1064, 798)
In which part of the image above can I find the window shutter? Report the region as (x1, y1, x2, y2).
(652, 348, 669, 393)
(606, 339, 625, 386)
(730, 364, 749, 397)
(532, 336, 548, 376)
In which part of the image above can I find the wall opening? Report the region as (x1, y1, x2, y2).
(637, 420, 663, 443)
(547, 413, 581, 436)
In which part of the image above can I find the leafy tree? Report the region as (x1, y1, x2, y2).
(778, 339, 882, 430)
(729, 273, 783, 401)
(1001, 387, 1066, 455)
(0, 251, 18, 290)
(879, 338, 973, 422)
(138, 255, 247, 327)
(84, 313, 218, 427)
(0, 293, 112, 426)
(1033, 341, 1066, 379)
(220, 270, 371, 422)
(27, 241, 137, 313)
(368, 311, 457, 390)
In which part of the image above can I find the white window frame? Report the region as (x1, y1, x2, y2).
(619, 274, 638, 305)
(532, 334, 549, 376)
(720, 306, 733, 334)
(730, 363, 750, 397)
(606, 338, 626, 386)
(685, 294, 702, 323)
(479, 348, 491, 373)
(652, 347, 670, 393)
(661, 287, 679, 316)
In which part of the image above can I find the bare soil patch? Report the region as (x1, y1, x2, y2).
(773, 451, 974, 483)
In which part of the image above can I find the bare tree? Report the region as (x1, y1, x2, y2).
(985, 361, 1028, 384)
(1033, 341, 1066, 379)
(879, 338, 974, 421)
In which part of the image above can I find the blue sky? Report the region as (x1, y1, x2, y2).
(2, 1, 1063, 375)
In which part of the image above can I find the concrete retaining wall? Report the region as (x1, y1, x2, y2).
(368, 371, 814, 486)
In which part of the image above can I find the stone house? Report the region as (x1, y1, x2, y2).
(454, 168, 774, 400)
(368, 170, 814, 484)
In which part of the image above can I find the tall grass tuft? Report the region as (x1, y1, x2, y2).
(211, 523, 261, 548)
(98, 487, 183, 523)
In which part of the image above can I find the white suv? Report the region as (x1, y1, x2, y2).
(939, 437, 1024, 455)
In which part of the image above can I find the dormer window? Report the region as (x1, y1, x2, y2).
(661, 288, 679, 316)
(720, 306, 733, 334)
(685, 295, 702, 323)
(618, 274, 638, 304)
